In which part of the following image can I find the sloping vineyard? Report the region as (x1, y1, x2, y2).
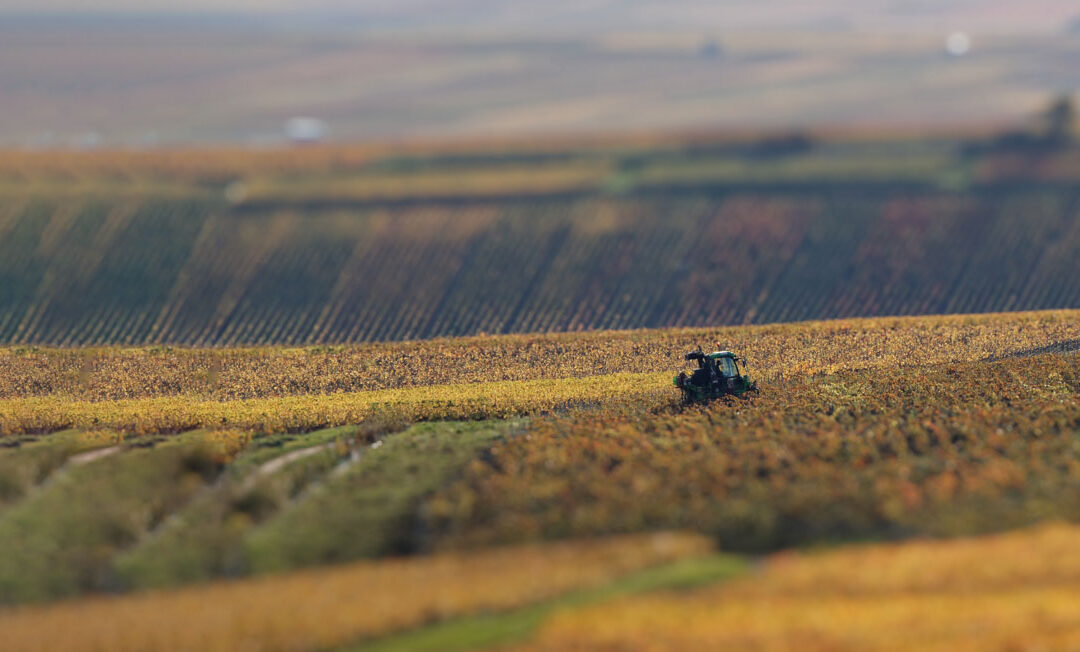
(2, 186, 1079, 345)
(4, 128, 1080, 348)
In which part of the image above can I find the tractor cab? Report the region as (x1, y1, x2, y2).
(674, 347, 758, 402)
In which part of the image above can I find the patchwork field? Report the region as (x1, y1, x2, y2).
(0, 310, 1078, 649)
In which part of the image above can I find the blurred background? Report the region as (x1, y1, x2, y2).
(3, 0, 1079, 146)
(1, 1, 1079, 346)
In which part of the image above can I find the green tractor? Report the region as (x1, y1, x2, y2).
(674, 346, 758, 403)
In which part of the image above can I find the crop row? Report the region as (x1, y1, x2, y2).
(2, 184, 1079, 345)
(3, 310, 1079, 400)
(0, 372, 666, 436)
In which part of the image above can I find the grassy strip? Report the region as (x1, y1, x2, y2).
(226, 424, 368, 475)
(351, 554, 747, 652)
(112, 426, 368, 591)
(245, 420, 524, 572)
(0, 430, 121, 507)
(0, 431, 233, 604)
(0, 420, 520, 600)
(0, 373, 668, 435)
(241, 160, 611, 202)
(116, 421, 524, 591)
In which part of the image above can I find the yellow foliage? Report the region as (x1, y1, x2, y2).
(71, 429, 124, 449)
(2, 310, 1078, 401)
(0, 372, 668, 435)
(422, 352, 1080, 550)
(517, 523, 1080, 651)
(0, 532, 710, 652)
(241, 161, 611, 202)
(197, 429, 255, 464)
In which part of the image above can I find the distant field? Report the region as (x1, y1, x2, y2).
(2, 20, 1079, 143)
(2, 135, 1080, 345)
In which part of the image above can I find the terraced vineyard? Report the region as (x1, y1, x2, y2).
(2, 138, 1080, 345)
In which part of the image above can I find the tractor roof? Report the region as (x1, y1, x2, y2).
(707, 351, 736, 359)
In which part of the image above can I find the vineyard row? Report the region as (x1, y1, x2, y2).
(1, 189, 1079, 345)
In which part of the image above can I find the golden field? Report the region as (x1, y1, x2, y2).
(2, 310, 1078, 437)
(3, 309, 1079, 401)
(0, 372, 666, 435)
(0, 532, 709, 652)
(517, 523, 1080, 651)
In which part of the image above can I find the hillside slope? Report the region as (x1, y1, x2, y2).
(2, 140, 1079, 345)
